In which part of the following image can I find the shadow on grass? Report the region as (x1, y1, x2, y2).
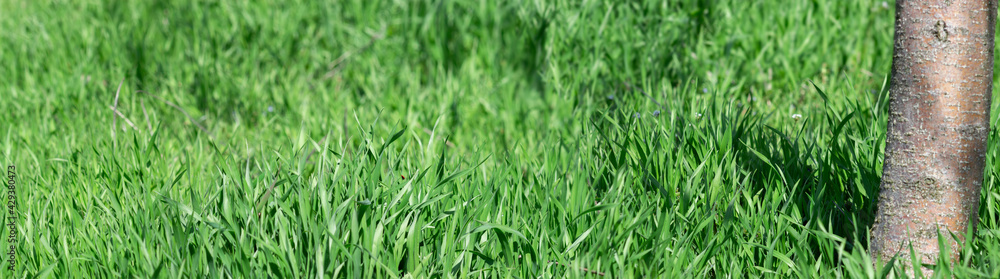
(586, 82, 889, 270)
(725, 84, 888, 259)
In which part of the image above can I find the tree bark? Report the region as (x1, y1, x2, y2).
(872, 0, 996, 269)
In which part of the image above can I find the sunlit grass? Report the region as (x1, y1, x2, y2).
(2, 0, 1000, 277)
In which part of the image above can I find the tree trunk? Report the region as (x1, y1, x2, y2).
(872, 0, 996, 269)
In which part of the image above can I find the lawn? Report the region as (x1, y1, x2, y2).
(3, 0, 1000, 277)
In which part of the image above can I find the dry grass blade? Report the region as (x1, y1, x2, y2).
(107, 105, 140, 132)
(137, 90, 212, 138)
(110, 78, 124, 144)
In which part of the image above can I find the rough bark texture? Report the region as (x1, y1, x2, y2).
(872, 0, 996, 268)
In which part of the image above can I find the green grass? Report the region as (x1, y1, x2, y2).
(3, 0, 1000, 277)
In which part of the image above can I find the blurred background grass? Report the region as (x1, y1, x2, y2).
(2, 0, 999, 277)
